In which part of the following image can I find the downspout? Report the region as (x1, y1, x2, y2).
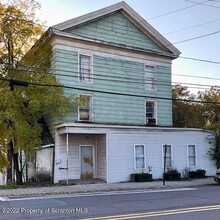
(106, 134, 108, 183)
(66, 132, 69, 185)
(52, 146, 55, 184)
(96, 136, 98, 178)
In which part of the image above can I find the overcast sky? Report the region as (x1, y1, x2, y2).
(37, 0, 220, 93)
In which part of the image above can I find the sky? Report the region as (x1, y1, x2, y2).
(36, 0, 220, 94)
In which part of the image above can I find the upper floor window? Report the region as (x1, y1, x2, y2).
(134, 145, 145, 169)
(145, 100, 157, 125)
(188, 144, 196, 167)
(79, 54, 93, 82)
(144, 65, 156, 90)
(78, 95, 93, 121)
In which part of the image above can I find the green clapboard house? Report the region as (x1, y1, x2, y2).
(28, 2, 215, 184)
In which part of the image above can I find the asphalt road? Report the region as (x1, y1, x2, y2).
(0, 184, 220, 219)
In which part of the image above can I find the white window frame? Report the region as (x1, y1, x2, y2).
(162, 144, 173, 168)
(134, 144, 146, 169)
(187, 144, 197, 167)
(78, 94, 93, 122)
(145, 100, 157, 125)
(144, 65, 157, 90)
(78, 54, 93, 83)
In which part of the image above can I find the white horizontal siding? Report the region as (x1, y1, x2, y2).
(107, 130, 216, 183)
(97, 135, 106, 181)
(54, 134, 97, 183)
(54, 126, 216, 184)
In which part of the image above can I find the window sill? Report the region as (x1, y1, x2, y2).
(76, 120, 94, 123)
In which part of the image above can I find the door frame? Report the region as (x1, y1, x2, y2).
(79, 145, 96, 179)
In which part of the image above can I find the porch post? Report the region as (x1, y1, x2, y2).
(66, 133, 69, 185)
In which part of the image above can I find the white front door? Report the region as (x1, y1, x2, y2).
(80, 146, 94, 179)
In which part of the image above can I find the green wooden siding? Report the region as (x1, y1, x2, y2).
(52, 48, 173, 126)
(66, 12, 164, 53)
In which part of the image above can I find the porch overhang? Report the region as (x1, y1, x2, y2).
(56, 123, 108, 135)
(55, 123, 206, 135)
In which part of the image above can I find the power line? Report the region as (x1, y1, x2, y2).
(2, 3, 220, 76)
(173, 29, 220, 44)
(19, 48, 220, 80)
(2, 57, 219, 82)
(179, 56, 220, 64)
(186, 0, 220, 8)
(0, 1, 210, 29)
(3, 54, 219, 82)
(163, 18, 220, 35)
(0, 76, 219, 105)
(1, 62, 218, 91)
(1, 57, 219, 91)
(2, 2, 220, 51)
(147, 0, 209, 20)
(2, 4, 220, 65)
(50, 25, 220, 66)
(173, 73, 220, 81)
(3, 3, 220, 54)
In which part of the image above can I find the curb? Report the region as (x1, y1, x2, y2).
(0, 177, 215, 197)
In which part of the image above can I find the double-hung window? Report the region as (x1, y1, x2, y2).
(79, 54, 92, 82)
(78, 95, 93, 121)
(188, 144, 196, 167)
(145, 100, 156, 125)
(134, 145, 145, 169)
(144, 65, 156, 90)
(163, 144, 172, 168)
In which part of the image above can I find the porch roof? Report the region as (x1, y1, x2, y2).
(55, 123, 207, 135)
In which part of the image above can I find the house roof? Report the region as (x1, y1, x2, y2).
(52, 1, 181, 57)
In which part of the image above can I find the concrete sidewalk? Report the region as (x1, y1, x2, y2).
(0, 177, 216, 197)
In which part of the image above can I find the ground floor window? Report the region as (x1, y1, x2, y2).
(163, 144, 172, 168)
(134, 145, 145, 169)
(188, 144, 196, 167)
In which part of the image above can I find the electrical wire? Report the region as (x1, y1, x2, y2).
(186, 0, 220, 8)
(0, 61, 218, 91)
(179, 56, 220, 64)
(2, 55, 219, 82)
(2, 3, 220, 65)
(1, 3, 219, 126)
(173, 29, 220, 44)
(1, 51, 219, 89)
(163, 18, 220, 35)
(1, 51, 220, 80)
(0, 76, 219, 105)
(147, 0, 209, 20)
(0, 3, 220, 92)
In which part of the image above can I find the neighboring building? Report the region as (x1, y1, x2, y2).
(30, 2, 215, 183)
(0, 169, 6, 185)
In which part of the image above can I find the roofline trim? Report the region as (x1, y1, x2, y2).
(55, 122, 209, 133)
(51, 28, 178, 59)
